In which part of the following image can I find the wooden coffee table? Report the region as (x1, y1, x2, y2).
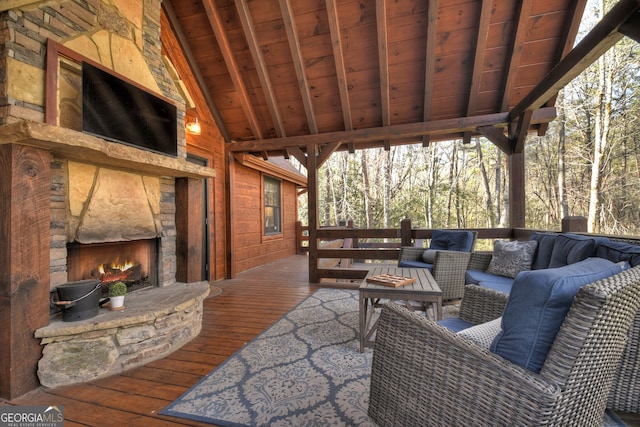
(359, 267, 442, 352)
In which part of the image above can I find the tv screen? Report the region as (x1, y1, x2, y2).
(82, 62, 177, 156)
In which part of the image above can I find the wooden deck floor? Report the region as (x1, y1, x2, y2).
(3, 254, 640, 426)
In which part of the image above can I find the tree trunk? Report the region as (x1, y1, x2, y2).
(476, 141, 495, 227)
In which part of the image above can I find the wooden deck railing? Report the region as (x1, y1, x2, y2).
(297, 216, 637, 283)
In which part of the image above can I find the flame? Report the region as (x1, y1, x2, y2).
(98, 261, 134, 275)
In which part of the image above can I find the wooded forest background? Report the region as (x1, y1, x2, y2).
(297, 0, 640, 236)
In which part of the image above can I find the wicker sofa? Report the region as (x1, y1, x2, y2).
(368, 265, 640, 426)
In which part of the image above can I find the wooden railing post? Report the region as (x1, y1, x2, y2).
(400, 218, 412, 247)
(562, 216, 588, 233)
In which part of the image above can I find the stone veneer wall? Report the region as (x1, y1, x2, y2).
(50, 158, 177, 290)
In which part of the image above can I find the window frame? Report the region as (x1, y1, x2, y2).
(262, 174, 283, 238)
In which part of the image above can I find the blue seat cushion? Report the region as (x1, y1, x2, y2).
(596, 241, 640, 267)
(438, 317, 474, 332)
(430, 229, 475, 252)
(398, 260, 432, 269)
(490, 257, 627, 373)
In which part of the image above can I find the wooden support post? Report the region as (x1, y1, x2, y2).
(175, 178, 205, 282)
(400, 218, 413, 247)
(307, 143, 319, 283)
(562, 216, 588, 233)
(0, 144, 51, 399)
(508, 152, 526, 228)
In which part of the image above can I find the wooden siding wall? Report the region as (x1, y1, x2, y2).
(232, 163, 299, 274)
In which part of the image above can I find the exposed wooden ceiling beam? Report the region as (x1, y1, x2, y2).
(511, 110, 533, 153)
(235, 0, 286, 138)
(162, 1, 230, 142)
(202, 0, 263, 139)
(463, 0, 492, 144)
(376, 0, 391, 150)
(537, 0, 588, 136)
(509, 0, 639, 121)
(421, 0, 438, 147)
(326, 0, 352, 132)
(279, 0, 318, 134)
(619, 11, 640, 43)
(499, 0, 533, 112)
(228, 107, 557, 153)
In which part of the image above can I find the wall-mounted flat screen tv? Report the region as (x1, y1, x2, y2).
(82, 62, 178, 157)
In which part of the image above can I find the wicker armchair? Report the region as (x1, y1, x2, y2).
(398, 247, 471, 301)
(369, 265, 640, 427)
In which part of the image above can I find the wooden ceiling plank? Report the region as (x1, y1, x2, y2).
(278, 0, 318, 134)
(228, 107, 557, 153)
(422, 0, 438, 147)
(500, 0, 533, 112)
(326, 0, 353, 132)
(235, 0, 286, 138)
(162, 1, 231, 142)
(509, 0, 639, 121)
(201, 0, 263, 139)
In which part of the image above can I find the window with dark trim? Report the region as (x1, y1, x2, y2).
(263, 175, 282, 235)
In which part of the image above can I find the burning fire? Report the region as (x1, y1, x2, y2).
(96, 260, 141, 283)
(98, 261, 135, 275)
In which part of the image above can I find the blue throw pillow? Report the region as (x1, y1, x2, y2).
(596, 241, 640, 267)
(547, 234, 599, 268)
(490, 257, 628, 373)
(430, 229, 474, 252)
(529, 233, 557, 270)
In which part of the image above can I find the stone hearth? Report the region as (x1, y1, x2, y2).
(36, 281, 210, 388)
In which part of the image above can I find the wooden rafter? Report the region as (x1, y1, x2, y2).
(234, 0, 286, 138)
(463, 0, 492, 144)
(228, 107, 557, 153)
(201, 0, 263, 139)
(376, 0, 391, 150)
(510, 0, 639, 121)
(500, 0, 533, 113)
(422, 0, 438, 147)
(279, 0, 318, 134)
(162, 1, 230, 142)
(326, 0, 352, 134)
(620, 11, 640, 42)
(537, 0, 588, 136)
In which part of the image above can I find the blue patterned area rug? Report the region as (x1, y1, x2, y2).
(161, 288, 627, 427)
(161, 288, 376, 426)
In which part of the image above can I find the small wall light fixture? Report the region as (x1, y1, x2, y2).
(185, 117, 201, 135)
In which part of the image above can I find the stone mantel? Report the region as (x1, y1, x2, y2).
(0, 121, 215, 179)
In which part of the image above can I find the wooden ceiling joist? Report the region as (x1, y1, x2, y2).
(376, 0, 391, 151)
(202, 0, 263, 139)
(279, 0, 318, 135)
(463, 0, 492, 145)
(421, 0, 438, 147)
(235, 0, 286, 138)
(162, 1, 230, 142)
(326, 0, 353, 135)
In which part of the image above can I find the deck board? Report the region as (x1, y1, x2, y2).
(3, 254, 639, 426)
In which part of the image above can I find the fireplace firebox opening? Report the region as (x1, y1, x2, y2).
(66, 238, 159, 296)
